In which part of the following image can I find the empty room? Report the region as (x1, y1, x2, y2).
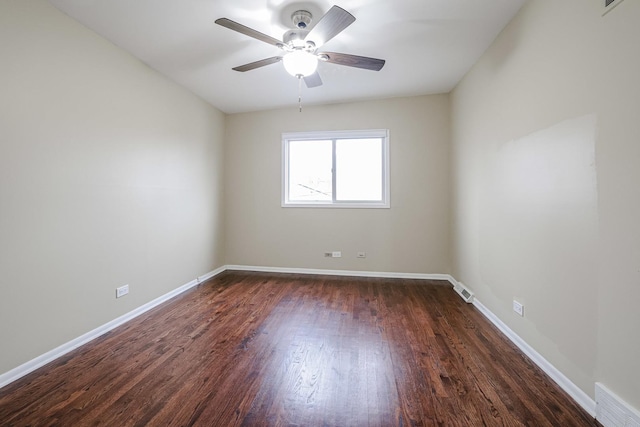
(1, 0, 639, 425)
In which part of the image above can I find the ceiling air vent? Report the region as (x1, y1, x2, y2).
(603, 0, 625, 16)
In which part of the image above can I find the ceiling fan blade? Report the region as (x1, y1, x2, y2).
(305, 6, 355, 48)
(232, 56, 282, 72)
(215, 18, 282, 47)
(304, 71, 323, 88)
(321, 52, 386, 71)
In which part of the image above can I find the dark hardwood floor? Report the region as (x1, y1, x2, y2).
(0, 271, 598, 426)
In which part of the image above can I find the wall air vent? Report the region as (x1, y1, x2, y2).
(603, 0, 625, 16)
(595, 383, 640, 427)
(453, 282, 474, 303)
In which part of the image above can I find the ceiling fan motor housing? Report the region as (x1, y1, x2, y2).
(283, 29, 314, 50)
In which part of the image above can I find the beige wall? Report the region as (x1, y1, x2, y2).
(4, 0, 637, 415)
(224, 96, 451, 274)
(0, 1, 225, 374)
(451, 0, 640, 408)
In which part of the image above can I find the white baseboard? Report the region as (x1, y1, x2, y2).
(197, 268, 221, 283)
(2, 264, 619, 425)
(471, 298, 596, 417)
(225, 264, 453, 282)
(0, 266, 226, 390)
(596, 383, 640, 427)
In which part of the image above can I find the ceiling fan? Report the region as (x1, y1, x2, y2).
(215, 5, 386, 88)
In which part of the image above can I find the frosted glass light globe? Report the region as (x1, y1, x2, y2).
(283, 50, 318, 77)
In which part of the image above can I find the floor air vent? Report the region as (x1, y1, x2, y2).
(454, 282, 474, 303)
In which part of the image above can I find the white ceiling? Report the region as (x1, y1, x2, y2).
(49, 0, 526, 114)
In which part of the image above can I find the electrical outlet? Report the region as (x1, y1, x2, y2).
(357, 252, 366, 258)
(324, 251, 342, 258)
(513, 300, 524, 316)
(116, 284, 129, 298)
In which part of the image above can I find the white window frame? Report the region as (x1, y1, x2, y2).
(282, 129, 390, 208)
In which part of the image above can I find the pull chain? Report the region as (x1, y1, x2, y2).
(297, 75, 303, 113)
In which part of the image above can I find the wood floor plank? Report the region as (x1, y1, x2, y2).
(0, 271, 599, 426)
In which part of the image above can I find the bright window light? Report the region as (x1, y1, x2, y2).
(288, 139, 332, 201)
(336, 138, 382, 201)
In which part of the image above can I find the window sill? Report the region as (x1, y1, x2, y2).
(281, 202, 390, 209)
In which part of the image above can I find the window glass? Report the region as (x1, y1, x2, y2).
(288, 140, 332, 202)
(336, 138, 382, 201)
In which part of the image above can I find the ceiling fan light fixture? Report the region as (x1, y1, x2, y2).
(283, 50, 318, 77)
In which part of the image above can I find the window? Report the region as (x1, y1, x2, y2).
(282, 129, 390, 208)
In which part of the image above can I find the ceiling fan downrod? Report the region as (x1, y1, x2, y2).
(292, 10, 312, 29)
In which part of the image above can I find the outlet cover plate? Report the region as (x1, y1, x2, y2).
(116, 284, 129, 298)
(513, 300, 524, 316)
